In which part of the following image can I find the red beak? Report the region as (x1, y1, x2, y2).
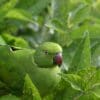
(53, 53, 62, 66)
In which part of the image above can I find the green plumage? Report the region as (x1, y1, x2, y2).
(0, 42, 62, 97)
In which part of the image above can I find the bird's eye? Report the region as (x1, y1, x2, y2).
(44, 51, 48, 55)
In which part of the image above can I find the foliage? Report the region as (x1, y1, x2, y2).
(0, 0, 100, 99)
(22, 74, 41, 100)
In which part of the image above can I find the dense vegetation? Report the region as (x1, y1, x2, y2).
(0, 0, 100, 100)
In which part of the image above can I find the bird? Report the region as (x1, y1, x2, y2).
(0, 42, 63, 97)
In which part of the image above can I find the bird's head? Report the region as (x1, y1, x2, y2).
(34, 42, 63, 68)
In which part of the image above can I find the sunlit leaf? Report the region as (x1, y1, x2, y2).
(5, 9, 34, 23)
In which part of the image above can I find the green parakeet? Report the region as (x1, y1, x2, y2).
(0, 42, 63, 97)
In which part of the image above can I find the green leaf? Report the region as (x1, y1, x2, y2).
(61, 73, 85, 91)
(91, 83, 100, 98)
(17, 0, 51, 15)
(16, 0, 36, 9)
(52, 0, 68, 20)
(71, 24, 100, 39)
(70, 32, 91, 72)
(0, 0, 18, 12)
(1, 33, 29, 48)
(5, 9, 34, 23)
(0, 94, 20, 100)
(77, 93, 99, 100)
(0, 35, 6, 45)
(0, 0, 18, 22)
(30, 0, 50, 15)
(68, 4, 91, 26)
(54, 86, 80, 100)
(22, 74, 41, 100)
(92, 45, 100, 67)
(84, 0, 96, 4)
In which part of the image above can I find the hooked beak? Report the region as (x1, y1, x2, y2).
(53, 53, 62, 66)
